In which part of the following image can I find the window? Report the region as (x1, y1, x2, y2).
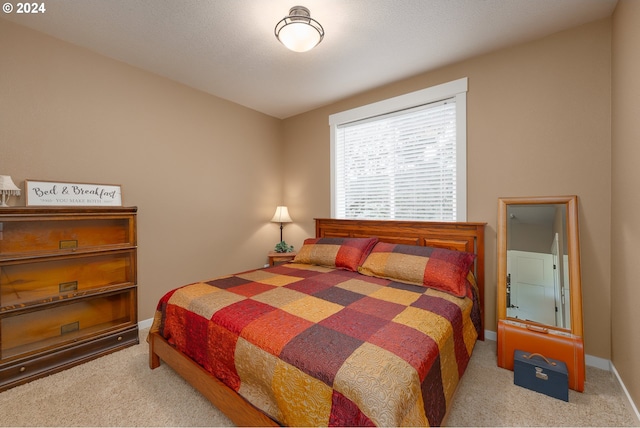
(330, 78, 467, 221)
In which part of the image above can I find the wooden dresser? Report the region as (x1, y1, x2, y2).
(0, 207, 138, 391)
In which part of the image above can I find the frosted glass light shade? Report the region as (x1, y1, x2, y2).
(278, 22, 321, 52)
(275, 6, 324, 53)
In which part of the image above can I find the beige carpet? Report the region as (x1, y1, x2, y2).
(0, 328, 638, 427)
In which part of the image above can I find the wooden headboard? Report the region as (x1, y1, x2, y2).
(315, 218, 486, 340)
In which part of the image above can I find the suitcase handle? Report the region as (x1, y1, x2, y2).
(523, 353, 557, 366)
(525, 324, 549, 334)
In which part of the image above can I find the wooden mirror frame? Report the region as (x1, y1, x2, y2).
(497, 195, 583, 335)
(496, 195, 585, 391)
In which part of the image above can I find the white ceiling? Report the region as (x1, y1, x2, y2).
(3, 0, 618, 119)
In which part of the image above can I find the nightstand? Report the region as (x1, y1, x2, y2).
(268, 251, 297, 267)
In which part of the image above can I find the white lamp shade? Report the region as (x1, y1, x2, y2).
(277, 22, 321, 52)
(0, 175, 20, 192)
(0, 175, 20, 207)
(271, 206, 292, 223)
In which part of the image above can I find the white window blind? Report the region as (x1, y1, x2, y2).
(330, 78, 467, 221)
(335, 100, 457, 220)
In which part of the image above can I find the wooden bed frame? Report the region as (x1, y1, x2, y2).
(148, 218, 486, 426)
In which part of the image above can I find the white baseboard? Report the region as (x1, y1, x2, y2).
(585, 353, 610, 371)
(611, 362, 640, 423)
(484, 329, 497, 341)
(138, 317, 153, 330)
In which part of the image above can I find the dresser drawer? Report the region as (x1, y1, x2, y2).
(1, 250, 136, 309)
(0, 326, 139, 391)
(0, 288, 136, 361)
(0, 216, 135, 258)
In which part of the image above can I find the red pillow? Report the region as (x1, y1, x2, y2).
(358, 242, 476, 297)
(293, 237, 378, 272)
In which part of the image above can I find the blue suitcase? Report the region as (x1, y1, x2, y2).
(513, 350, 569, 401)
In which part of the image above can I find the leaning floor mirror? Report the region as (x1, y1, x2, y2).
(496, 195, 585, 391)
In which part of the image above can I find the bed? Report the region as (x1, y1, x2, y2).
(148, 218, 485, 426)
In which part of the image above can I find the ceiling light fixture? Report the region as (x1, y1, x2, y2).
(274, 6, 324, 53)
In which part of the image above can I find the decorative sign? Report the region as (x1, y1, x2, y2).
(25, 180, 123, 207)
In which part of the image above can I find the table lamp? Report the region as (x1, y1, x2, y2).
(271, 206, 293, 252)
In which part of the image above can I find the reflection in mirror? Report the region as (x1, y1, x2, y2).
(497, 195, 583, 338)
(506, 203, 570, 329)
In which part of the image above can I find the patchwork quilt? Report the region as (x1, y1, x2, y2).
(152, 262, 480, 427)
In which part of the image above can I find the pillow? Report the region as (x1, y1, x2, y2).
(358, 242, 476, 297)
(293, 237, 378, 272)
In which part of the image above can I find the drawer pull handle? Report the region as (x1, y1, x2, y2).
(61, 321, 80, 335)
(19, 366, 26, 373)
(59, 281, 78, 293)
(117, 336, 123, 341)
(59, 240, 78, 250)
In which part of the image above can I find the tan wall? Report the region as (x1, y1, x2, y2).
(283, 19, 613, 359)
(0, 19, 284, 321)
(612, 0, 640, 409)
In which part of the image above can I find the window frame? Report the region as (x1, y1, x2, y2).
(329, 77, 468, 221)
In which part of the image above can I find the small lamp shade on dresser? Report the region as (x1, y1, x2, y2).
(0, 175, 20, 207)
